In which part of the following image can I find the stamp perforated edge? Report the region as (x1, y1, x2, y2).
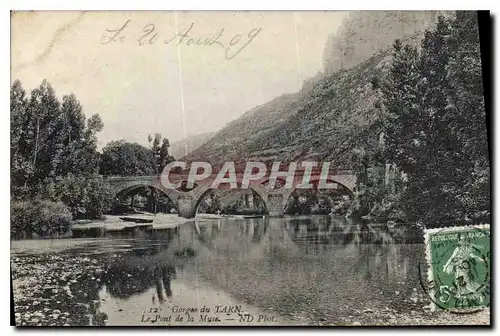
(423, 223, 490, 311)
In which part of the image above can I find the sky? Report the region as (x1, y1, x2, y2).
(11, 11, 347, 150)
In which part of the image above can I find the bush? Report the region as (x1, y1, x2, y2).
(43, 174, 115, 219)
(11, 199, 72, 239)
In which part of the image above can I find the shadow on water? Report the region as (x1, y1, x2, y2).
(194, 218, 269, 252)
(89, 216, 425, 310)
(283, 216, 423, 247)
(100, 246, 197, 303)
(52, 237, 197, 325)
(13, 215, 427, 326)
(181, 216, 427, 321)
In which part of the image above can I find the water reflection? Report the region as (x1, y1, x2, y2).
(282, 216, 420, 285)
(284, 216, 423, 246)
(15, 216, 426, 326)
(194, 218, 268, 253)
(94, 217, 424, 312)
(103, 263, 173, 301)
(100, 246, 196, 303)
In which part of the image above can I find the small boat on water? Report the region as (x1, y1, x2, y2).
(119, 216, 154, 224)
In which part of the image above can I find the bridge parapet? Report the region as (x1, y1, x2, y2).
(104, 171, 357, 218)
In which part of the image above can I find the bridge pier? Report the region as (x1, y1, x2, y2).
(266, 194, 285, 217)
(177, 196, 197, 219)
(106, 172, 357, 219)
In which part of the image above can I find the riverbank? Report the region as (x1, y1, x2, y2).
(70, 214, 266, 238)
(68, 214, 191, 238)
(196, 214, 264, 220)
(11, 250, 490, 326)
(10, 216, 490, 327)
(11, 245, 296, 326)
(72, 214, 191, 229)
(324, 307, 490, 326)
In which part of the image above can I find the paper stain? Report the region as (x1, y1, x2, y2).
(12, 11, 87, 72)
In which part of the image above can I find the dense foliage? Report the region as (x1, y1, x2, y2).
(197, 190, 268, 216)
(43, 174, 116, 219)
(100, 140, 156, 176)
(353, 12, 490, 227)
(11, 199, 72, 239)
(99, 134, 175, 214)
(285, 190, 352, 216)
(100, 134, 173, 177)
(10, 80, 175, 238)
(10, 80, 114, 236)
(11, 80, 103, 198)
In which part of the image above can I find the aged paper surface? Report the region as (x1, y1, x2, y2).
(10, 11, 490, 326)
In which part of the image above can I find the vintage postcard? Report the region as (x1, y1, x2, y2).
(10, 10, 491, 327)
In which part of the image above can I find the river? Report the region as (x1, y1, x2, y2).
(13, 215, 487, 326)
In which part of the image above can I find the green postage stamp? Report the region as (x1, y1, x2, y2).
(424, 224, 491, 311)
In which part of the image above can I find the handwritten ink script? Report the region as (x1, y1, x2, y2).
(139, 305, 276, 325)
(101, 20, 262, 60)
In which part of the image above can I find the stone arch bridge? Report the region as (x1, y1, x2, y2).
(105, 170, 356, 218)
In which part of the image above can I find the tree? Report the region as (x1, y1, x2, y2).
(100, 135, 175, 213)
(375, 12, 490, 227)
(100, 140, 155, 176)
(10, 80, 30, 197)
(148, 133, 174, 173)
(10, 80, 104, 199)
(55, 94, 102, 177)
(160, 138, 174, 169)
(147, 133, 175, 213)
(445, 11, 490, 224)
(197, 190, 220, 214)
(10, 79, 109, 235)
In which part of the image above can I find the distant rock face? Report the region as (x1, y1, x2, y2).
(184, 52, 391, 168)
(323, 11, 450, 74)
(184, 11, 457, 168)
(169, 132, 215, 160)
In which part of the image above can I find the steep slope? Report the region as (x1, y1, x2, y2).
(184, 12, 451, 168)
(184, 51, 391, 168)
(323, 11, 447, 74)
(183, 92, 302, 164)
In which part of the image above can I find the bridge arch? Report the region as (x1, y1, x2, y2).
(281, 175, 356, 216)
(192, 182, 270, 216)
(106, 172, 356, 218)
(109, 177, 181, 214)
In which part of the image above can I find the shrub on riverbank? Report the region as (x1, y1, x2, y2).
(43, 174, 115, 219)
(11, 200, 72, 239)
(351, 13, 490, 227)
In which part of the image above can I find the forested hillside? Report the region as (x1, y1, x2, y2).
(185, 11, 490, 227)
(184, 48, 391, 168)
(184, 12, 460, 168)
(184, 12, 449, 167)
